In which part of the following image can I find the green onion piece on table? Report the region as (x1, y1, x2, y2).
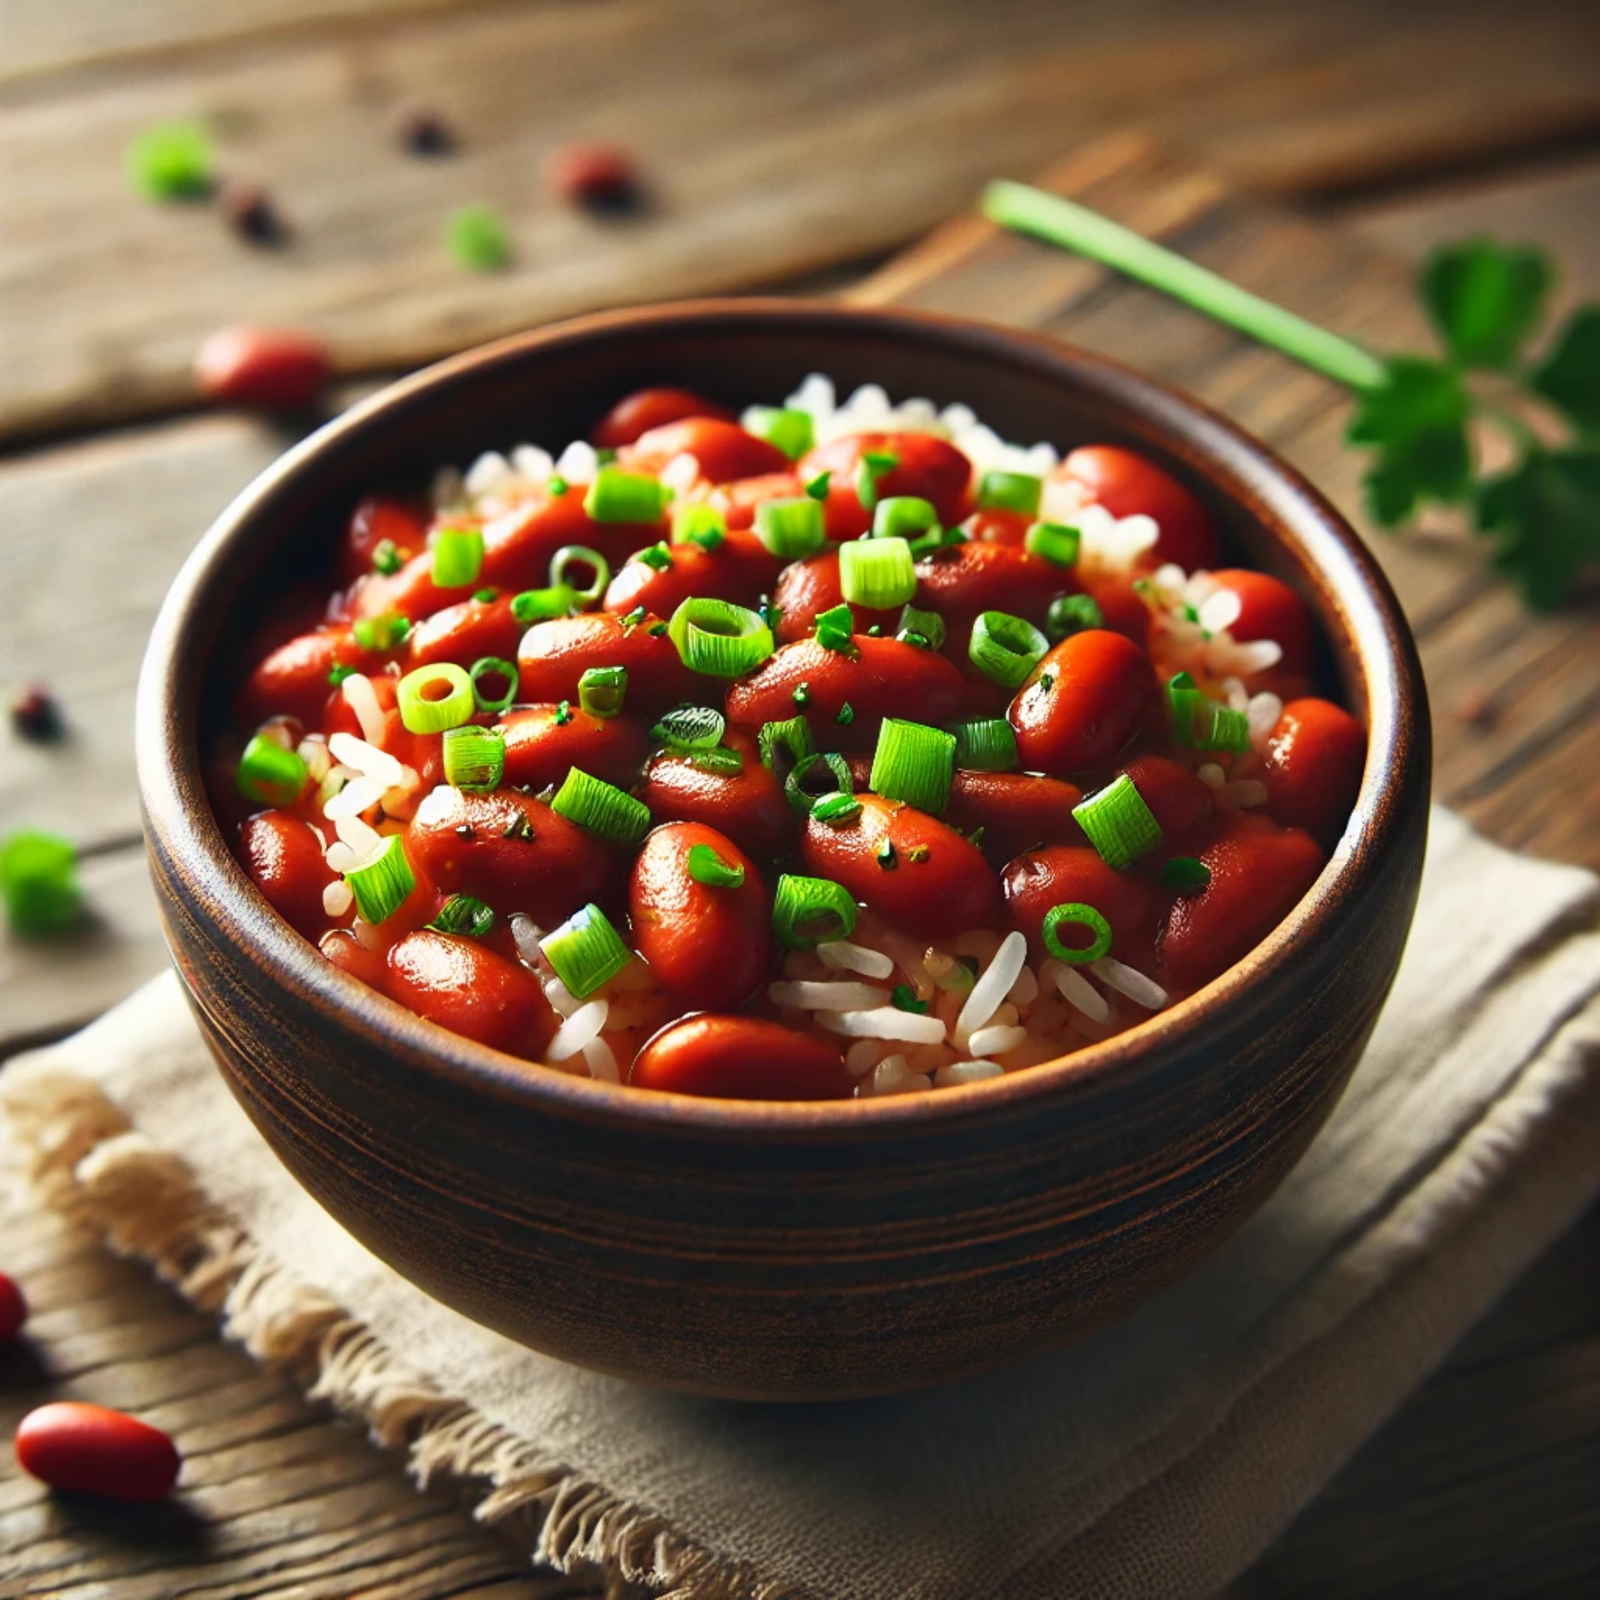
(686, 844, 746, 889)
(469, 657, 519, 714)
(772, 873, 858, 950)
(442, 725, 505, 789)
(840, 535, 916, 609)
(672, 504, 727, 551)
(754, 496, 826, 558)
(872, 496, 938, 541)
(446, 203, 512, 272)
(743, 406, 815, 461)
(1073, 775, 1163, 868)
(1161, 856, 1212, 894)
(540, 903, 633, 998)
(1041, 902, 1113, 965)
(127, 121, 212, 201)
(549, 545, 610, 604)
(652, 704, 726, 751)
(946, 717, 1018, 772)
(667, 597, 774, 677)
(1024, 521, 1081, 566)
(969, 610, 1048, 689)
(577, 666, 628, 719)
(896, 603, 946, 651)
(352, 612, 411, 652)
(584, 466, 671, 524)
(510, 585, 579, 624)
(870, 718, 956, 815)
(397, 663, 474, 733)
(785, 751, 854, 813)
(236, 734, 309, 807)
(344, 835, 415, 924)
(1046, 592, 1104, 642)
(431, 527, 485, 588)
(426, 895, 496, 938)
(976, 469, 1043, 516)
(551, 768, 651, 846)
(0, 829, 83, 936)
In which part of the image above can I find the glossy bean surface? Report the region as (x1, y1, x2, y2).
(631, 1014, 853, 1099)
(15, 1403, 181, 1502)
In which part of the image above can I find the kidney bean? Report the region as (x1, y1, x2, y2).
(797, 432, 974, 539)
(1075, 570, 1151, 650)
(1009, 629, 1156, 777)
(1259, 697, 1366, 846)
(319, 927, 391, 991)
(602, 530, 782, 619)
(1050, 446, 1221, 571)
(10, 684, 63, 743)
(240, 811, 338, 940)
(637, 729, 792, 861)
(800, 793, 996, 938)
(480, 491, 667, 591)
(15, 1403, 181, 1502)
(339, 496, 429, 587)
(0, 1271, 27, 1342)
(1117, 753, 1215, 851)
(1206, 569, 1315, 678)
(591, 387, 734, 449)
(1161, 812, 1326, 992)
(771, 550, 898, 644)
(498, 704, 649, 791)
(194, 325, 331, 412)
(406, 786, 614, 922)
(517, 612, 699, 713)
(706, 471, 805, 530)
(237, 625, 376, 728)
(386, 930, 557, 1057)
(630, 1014, 853, 1100)
(914, 543, 1062, 675)
(629, 822, 770, 1008)
(944, 770, 1085, 863)
(619, 418, 789, 485)
(725, 635, 967, 749)
(962, 507, 1033, 547)
(1003, 844, 1164, 971)
(545, 141, 640, 210)
(406, 592, 524, 670)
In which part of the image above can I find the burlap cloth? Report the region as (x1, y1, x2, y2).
(4, 806, 1598, 1599)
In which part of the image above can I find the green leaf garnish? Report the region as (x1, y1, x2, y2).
(1347, 357, 1473, 525)
(1419, 239, 1552, 372)
(1530, 307, 1600, 437)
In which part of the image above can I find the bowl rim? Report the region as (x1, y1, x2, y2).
(137, 297, 1427, 1137)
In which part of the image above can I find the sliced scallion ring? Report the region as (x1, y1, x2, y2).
(510, 584, 579, 625)
(969, 610, 1048, 689)
(651, 704, 726, 751)
(869, 718, 956, 815)
(785, 751, 854, 813)
(540, 903, 633, 999)
(1023, 521, 1081, 566)
(772, 873, 858, 950)
(810, 791, 862, 827)
(431, 526, 485, 588)
(426, 894, 496, 938)
(667, 597, 775, 677)
(872, 495, 938, 540)
(549, 545, 610, 604)
(1041, 902, 1113, 965)
(976, 469, 1042, 516)
(946, 717, 1018, 772)
(236, 734, 308, 807)
(583, 466, 671, 524)
(743, 405, 815, 461)
(895, 603, 945, 651)
(397, 663, 474, 734)
(551, 767, 651, 845)
(343, 835, 415, 924)
(577, 666, 628, 719)
(758, 714, 815, 775)
(442, 725, 505, 789)
(469, 656, 519, 714)
(839, 535, 915, 609)
(686, 843, 745, 889)
(1046, 592, 1104, 642)
(753, 496, 825, 558)
(1072, 774, 1163, 868)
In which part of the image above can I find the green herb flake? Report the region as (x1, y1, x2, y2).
(327, 664, 357, 687)
(836, 702, 855, 726)
(547, 475, 569, 496)
(793, 681, 811, 709)
(446, 203, 513, 273)
(554, 700, 574, 726)
(891, 983, 929, 1015)
(875, 837, 897, 870)
(372, 539, 403, 576)
(905, 844, 930, 864)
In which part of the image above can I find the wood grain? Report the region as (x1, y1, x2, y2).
(4, 0, 1599, 442)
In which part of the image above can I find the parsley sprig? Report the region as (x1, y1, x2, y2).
(983, 181, 1600, 609)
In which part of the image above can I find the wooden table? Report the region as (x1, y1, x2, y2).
(2, 4, 1598, 1595)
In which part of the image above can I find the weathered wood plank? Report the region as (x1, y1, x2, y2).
(4, 0, 1599, 442)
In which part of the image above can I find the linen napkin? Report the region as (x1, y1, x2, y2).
(4, 805, 1599, 1600)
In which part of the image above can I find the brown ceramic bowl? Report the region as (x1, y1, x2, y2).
(136, 300, 1429, 1400)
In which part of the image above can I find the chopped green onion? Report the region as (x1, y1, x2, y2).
(1197, 705, 1251, 754)
(510, 585, 579, 624)
(836, 702, 855, 725)
(689, 745, 743, 775)
(946, 718, 1018, 772)
(744, 406, 815, 460)
(1041, 902, 1113, 965)
(652, 704, 726, 750)
(891, 983, 929, 1014)
(551, 767, 651, 845)
(549, 545, 611, 603)
(1046, 593, 1104, 642)
(869, 718, 956, 815)
(687, 843, 745, 889)
(372, 539, 403, 576)
(854, 451, 898, 513)
(1024, 521, 1081, 566)
(344, 835, 415, 924)
(1073, 774, 1163, 868)
(1167, 671, 1203, 747)
(578, 666, 628, 719)
(127, 121, 212, 201)
(895, 603, 946, 651)
(540, 903, 633, 999)
(840, 535, 916, 609)
(793, 681, 811, 709)
(753, 496, 825, 558)
(811, 791, 861, 826)
(1161, 856, 1212, 894)
(785, 752, 853, 813)
(446, 203, 512, 272)
(1, 830, 83, 935)
(595, 448, 618, 465)
(635, 543, 673, 573)
(909, 523, 967, 559)
(328, 664, 357, 688)
(976, 469, 1042, 515)
(397, 663, 475, 733)
(469, 656, 519, 714)
(872, 496, 938, 540)
(814, 602, 857, 654)
(666, 597, 774, 677)
(803, 469, 832, 501)
(969, 611, 1048, 689)
(772, 873, 858, 950)
(554, 700, 574, 726)
(1165, 674, 1246, 751)
(432, 527, 485, 588)
(236, 734, 308, 807)
(442, 725, 505, 789)
(426, 895, 496, 938)
(758, 715, 815, 775)
(352, 612, 411, 652)
(584, 466, 671, 524)
(672, 504, 727, 551)
(473, 588, 499, 604)
(547, 475, 569, 497)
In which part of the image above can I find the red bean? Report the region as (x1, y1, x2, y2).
(480, 490, 667, 591)
(799, 793, 996, 938)
(591, 387, 734, 449)
(407, 592, 524, 670)
(15, 1402, 181, 1502)
(1259, 697, 1366, 846)
(962, 507, 1032, 547)
(629, 822, 770, 1008)
(339, 496, 428, 587)
(771, 550, 898, 644)
(725, 635, 967, 749)
(630, 1014, 853, 1100)
(237, 626, 375, 728)
(194, 326, 331, 412)
(319, 927, 390, 992)
(619, 418, 789, 486)
(406, 787, 614, 922)
(0, 1270, 27, 1343)
(1002, 844, 1165, 971)
(602, 531, 782, 619)
(706, 471, 804, 530)
(497, 704, 649, 792)
(545, 142, 640, 209)
(914, 542, 1058, 633)
(1160, 812, 1325, 992)
(943, 770, 1085, 862)
(637, 729, 792, 860)
(1117, 753, 1215, 851)
(386, 930, 557, 1057)
(1009, 629, 1157, 777)
(1075, 570, 1152, 650)
(1206, 569, 1315, 678)
(797, 432, 974, 539)
(240, 812, 338, 941)
(517, 612, 699, 714)
(1051, 446, 1221, 571)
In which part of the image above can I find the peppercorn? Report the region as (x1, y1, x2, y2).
(398, 104, 455, 156)
(10, 685, 63, 742)
(218, 178, 285, 245)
